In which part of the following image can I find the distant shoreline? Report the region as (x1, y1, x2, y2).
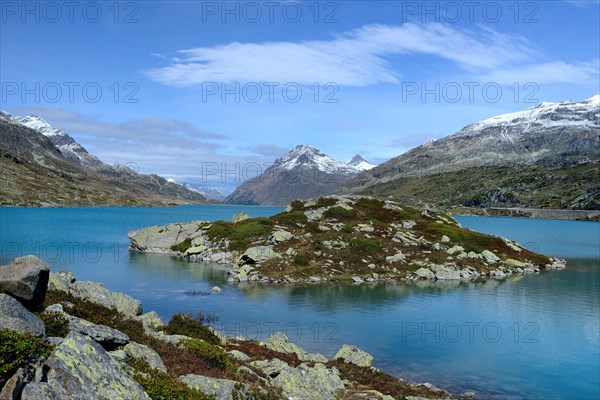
(450, 207, 600, 222)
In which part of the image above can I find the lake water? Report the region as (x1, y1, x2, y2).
(0, 206, 598, 399)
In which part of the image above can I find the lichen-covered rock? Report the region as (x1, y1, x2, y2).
(69, 281, 142, 317)
(505, 258, 527, 268)
(241, 246, 280, 264)
(0, 255, 49, 308)
(179, 374, 245, 400)
(136, 311, 165, 333)
(270, 229, 293, 244)
(481, 250, 500, 264)
(414, 268, 435, 279)
(47, 271, 75, 292)
(228, 349, 251, 362)
(263, 332, 328, 362)
(21, 332, 150, 400)
(385, 252, 406, 263)
(67, 315, 129, 350)
(251, 360, 344, 400)
(124, 341, 166, 372)
(446, 245, 465, 255)
(232, 213, 251, 222)
(334, 344, 373, 367)
(0, 294, 45, 337)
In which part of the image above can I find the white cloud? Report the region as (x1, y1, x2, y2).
(145, 23, 536, 87)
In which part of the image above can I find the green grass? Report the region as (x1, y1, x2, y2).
(348, 238, 381, 253)
(183, 338, 234, 372)
(424, 222, 508, 254)
(293, 254, 310, 266)
(38, 311, 69, 337)
(323, 206, 355, 221)
(206, 218, 273, 250)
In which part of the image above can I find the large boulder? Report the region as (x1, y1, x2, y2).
(0, 255, 49, 308)
(72, 281, 142, 317)
(333, 344, 374, 367)
(179, 374, 246, 400)
(0, 294, 45, 337)
(263, 332, 328, 363)
(124, 342, 166, 372)
(21, 332, 150, 400)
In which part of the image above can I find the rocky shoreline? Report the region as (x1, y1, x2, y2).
(0, 255, 461, 400)
(129, 196, 566, 285)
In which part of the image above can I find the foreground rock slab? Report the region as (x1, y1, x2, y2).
(0, 255, 49, 308)
(21, 332, 150, 400)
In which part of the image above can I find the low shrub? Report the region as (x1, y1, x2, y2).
(323, 206, 355, 221)
(184, 338, 233, 372)
(293, 254, 310, 266)
(127, 358, 213, 400)
(39, 312, 69, 337)
(271, 211, 308, 225)
(163, 313, 221, 346)
(0, 329, 50, 382)
(349, 238, 381, 253)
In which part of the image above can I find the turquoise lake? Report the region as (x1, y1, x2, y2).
(0, 206, 598, 399)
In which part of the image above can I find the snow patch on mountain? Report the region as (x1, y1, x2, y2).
(461, 95, 600, 135)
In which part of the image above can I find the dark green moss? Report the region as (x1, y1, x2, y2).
(270, 211, 308, 225)
(424, 223, 508, 254)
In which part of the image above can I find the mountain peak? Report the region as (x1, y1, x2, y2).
(347, 154, 376, 170)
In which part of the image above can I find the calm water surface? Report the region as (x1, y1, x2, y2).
(1, 206, 598, 399)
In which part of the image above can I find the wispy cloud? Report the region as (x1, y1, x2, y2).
(242, 144, 290, 158)
(145, 22, 596, 89)
(145, 23, 536, 87)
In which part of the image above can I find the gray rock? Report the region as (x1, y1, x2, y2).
(446, 245, 465, 255)
(441, 235, 451, 243)
(263, 332, 328, 363)
(128, 221, 203, 254)
(44, 304, 63, 313)
(414, 268, 435, 279)
(334, 344, 374, 367)
(108, 349, 128, 363)
(67, 315, 129, 350)
(0, 255, 49, 308)
(137, 311, 164, 333)
(240, 246, 280, 264)
(385, 252, 406, 263)
(481, 250, 500, 264)
(21, 332, 150, 400)
(0, 367, 27, 400)
(228, 349, 251, 362)
(430, 265, 461, 280)
(211, 286, 221, 293)
(352, 276, 364, 283)
(179, 374, 245, 400)
(124, 341, 166, 372)
(271, 229, 293, 243)
(0, 294, 45, 337)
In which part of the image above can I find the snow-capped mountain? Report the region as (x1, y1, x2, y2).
(11, 114, 102, 168)
(225, 145, 375, 205)
(342, 95, 600, 210)
(182, 184, 226, 202)
(0, 111, 208, 205)
(274, 145, 373, 175)
(346, 154, 376, 171)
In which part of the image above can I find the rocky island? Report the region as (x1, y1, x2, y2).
(129, 196, 565, 285)
(0, 255, 459, 400)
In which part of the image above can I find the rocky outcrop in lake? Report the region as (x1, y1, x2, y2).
(129, 195, 565, 285)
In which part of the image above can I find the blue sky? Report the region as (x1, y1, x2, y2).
(1, 0, 599, 192)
